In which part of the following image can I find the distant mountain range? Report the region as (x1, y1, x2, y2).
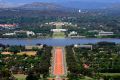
(0, 2, 74, 12)
(0, 1, 120, 17)
(0, 1, 120, 10)
(18, 2, 63, 10)
(0, 2, 73, 17)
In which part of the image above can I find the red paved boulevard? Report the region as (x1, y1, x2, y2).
(53, 48, 64, 76)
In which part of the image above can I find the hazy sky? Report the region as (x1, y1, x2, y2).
(1, 0, 120, 3)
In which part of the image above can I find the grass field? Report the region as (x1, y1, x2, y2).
(52, 24, 66, 38)
(14, 74, 27, 80)
(80, 76, 93, 80)
(17, 51, 37, 56)
(53, 32, 65, 38)
(56, 25, 62, 29)
(1, 52, 13, 55)
(1, 51, 37, 56)
(100, 73, 120, 76)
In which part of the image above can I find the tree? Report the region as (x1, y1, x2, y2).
(26, 72, 38, 80)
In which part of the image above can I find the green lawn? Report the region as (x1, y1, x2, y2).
(14, 74, 27, 80)
(100, 73, 120, 76)
(56, 25, 62, 29)
(52, 24, 66, 38)
(80, 76, 93, 80)
(53, 32, 65, 38)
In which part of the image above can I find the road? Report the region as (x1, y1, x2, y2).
(53, 48, 64, 76)
(51, 47, 67, 80)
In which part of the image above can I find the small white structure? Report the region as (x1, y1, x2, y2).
(25, 45, 43, 50)
(78, 9, 81, 13)
(98, 31, 114, 36)
(88, 30, 99, 33)
(3, 33, 15, 36)
(74, 44, 93, 50)
(14, 30, 35, 36)
(26, 31, 35, 36)
(36, 33, 43, 36)
(69, 31, 77, 36)
(48, 22, 72, 26)
(0, 24, 18, 30)
(51, 29, 67, 32)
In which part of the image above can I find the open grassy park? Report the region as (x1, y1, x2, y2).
(100, 73, 120, 77)
(14, 74, 27, 80)
(100, 73, 120, 76)
(17, 51, 37, 56)
(52, 23, 66, 38)
(53, 32, 65, 38)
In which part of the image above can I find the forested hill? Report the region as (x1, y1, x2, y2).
(0, 2, 120, 17)
(0, 2, 77, 17)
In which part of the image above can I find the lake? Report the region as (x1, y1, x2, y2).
(0, 38, 120, 46)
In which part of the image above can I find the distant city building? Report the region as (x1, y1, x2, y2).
(88, 30, 99, 33)
(14, 30, 35, 36)
(0, 24, 17, 29)
(51, 29, 67, 32)
(36, 33, 43, 36)
(68, 31, 86, 38)
(25, 45, 43, 50)
(78, 9, 81, 13)
(98, 31, 114, 36)
(74, 44, 93, 50)
(3, 33, 15, 36)
(70, 36, 86, 38)
(2, 31, 35, 37)
(48, 22, 72, 26)
(69, 31, 77, 36)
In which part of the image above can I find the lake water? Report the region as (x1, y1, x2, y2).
(0, 38, 120, 46)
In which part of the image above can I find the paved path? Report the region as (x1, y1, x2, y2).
(53, 48, 64, 76)
(48, 47, 67, 80)
(52, 47, 67, 80)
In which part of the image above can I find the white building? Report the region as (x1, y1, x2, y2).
(3, 33, 15, 36)
(0, 24, 17, 29)
(51, 29, 67, 32)
(26, 31, 35, 36)
(78, 9, 81, 13)
(98, 31, 114, 36)
(48, 22, 72, 26)
(74, 44, 93, 50)
(25, 45, 43, 50)
(14, 30, 35, 36)
(69, 31, 77, 35)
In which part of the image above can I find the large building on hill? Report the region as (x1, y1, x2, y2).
(51, 29, 67, 32)
(98, 31, 114, 36)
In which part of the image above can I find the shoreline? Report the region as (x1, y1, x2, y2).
(0, 37, 120, 40)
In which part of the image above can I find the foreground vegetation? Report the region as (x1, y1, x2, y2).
(0, 44, 52, 80)
(66, 42, 120, 80)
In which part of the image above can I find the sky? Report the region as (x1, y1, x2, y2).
(1, 0, 120, 4)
